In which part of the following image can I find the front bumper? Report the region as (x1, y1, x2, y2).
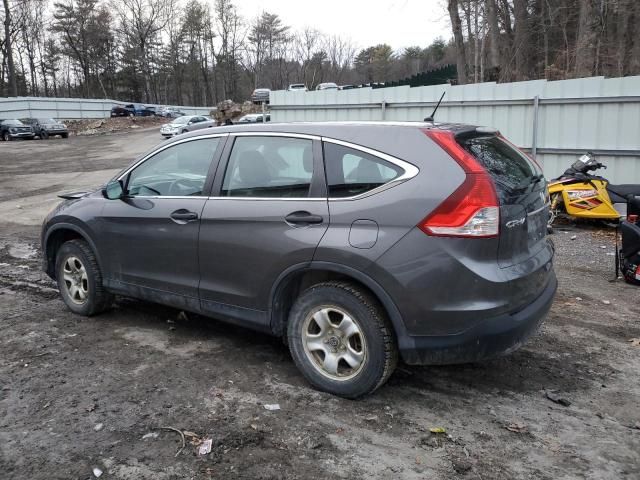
(9, 132, 35, 139)
(400, 272, 557, 365)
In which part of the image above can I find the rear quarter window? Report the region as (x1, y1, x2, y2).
(323, 142, 404, 198)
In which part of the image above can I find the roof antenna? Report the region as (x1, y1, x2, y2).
(424, 91, 446, 123)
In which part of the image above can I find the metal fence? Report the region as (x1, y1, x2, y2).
(0, 97, 214, 120)
(270, 75, 640, 184)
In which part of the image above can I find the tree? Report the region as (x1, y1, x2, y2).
(447, 0, 468, 84)
(114, 0, 174, 102)
(3, 0, 17, 95)
(246, 12, 289, 88)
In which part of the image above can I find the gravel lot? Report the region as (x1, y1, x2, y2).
(0, 131, 639, 479)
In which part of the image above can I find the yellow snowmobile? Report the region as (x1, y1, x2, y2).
(548, 153, 640, 226)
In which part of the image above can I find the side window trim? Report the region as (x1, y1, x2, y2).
(321, 137, 420, 201)
(209, 133, 326, 200)
(116, 134, 228, 198)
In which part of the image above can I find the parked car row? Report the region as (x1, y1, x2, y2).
(111, 104, 186, 118)
(257, 83, 359, 96)
(0, 118, 68, 141)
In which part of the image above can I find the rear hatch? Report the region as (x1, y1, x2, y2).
(457, 131, 548, 268)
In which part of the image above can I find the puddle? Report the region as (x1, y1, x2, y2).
(8, 244, 38, 260)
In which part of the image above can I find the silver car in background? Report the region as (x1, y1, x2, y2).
(251, 88, 270, 104)
(160, 115, 210, 137)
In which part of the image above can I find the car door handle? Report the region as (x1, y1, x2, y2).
(170, 209, 198, 221)
(285, 211, 324, 225)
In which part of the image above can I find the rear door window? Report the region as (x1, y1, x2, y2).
(458, 136, 541, 199)
(323, 142, 403, 198)
(221, 136, 314, 198)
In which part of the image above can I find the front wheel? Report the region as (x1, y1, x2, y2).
(40, 130, 49, 140)
(3, 132, 11, 141)
(287, 282, 398, 398)
(55, 239, 113, 316)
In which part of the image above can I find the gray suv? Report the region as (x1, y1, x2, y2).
(41, 122, 556, 398)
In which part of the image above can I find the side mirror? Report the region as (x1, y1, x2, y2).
(103, 180, 124, 200)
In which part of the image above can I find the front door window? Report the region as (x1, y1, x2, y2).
(127, 138, 220, 197)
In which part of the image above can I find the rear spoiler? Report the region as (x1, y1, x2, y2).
(454, 126, 499, 139)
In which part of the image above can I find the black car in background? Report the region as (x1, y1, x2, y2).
(0, 119, 35, 141)
(110, 104, 156, 117)
(22, 118, 69, 139)
(111, 105, 129, 117)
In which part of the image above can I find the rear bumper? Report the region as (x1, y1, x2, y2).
(399, 272, 557, 365)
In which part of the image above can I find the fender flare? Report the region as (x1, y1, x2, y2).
(43, 222, 104, 278)
(269, 261, 408, 341)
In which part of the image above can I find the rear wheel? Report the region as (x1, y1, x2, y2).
(61, 133, 69, 139)
(287, 282, 397, 398)
(55, 239, 113, 316)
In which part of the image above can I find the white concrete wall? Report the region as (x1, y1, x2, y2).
(0, 97, 214, 120)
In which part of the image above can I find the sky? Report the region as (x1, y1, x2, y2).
(233, 0, 451, 52)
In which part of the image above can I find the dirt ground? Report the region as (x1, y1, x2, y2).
(0, 131, 638, 480)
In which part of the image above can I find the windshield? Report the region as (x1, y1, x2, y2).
(172, 116, 190, 124)
(2, 119, 24, 126)
(570, 153, 598, 172)
(38, 118, 57, 123)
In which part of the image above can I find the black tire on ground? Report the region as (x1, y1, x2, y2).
(40, 130, 49, 140)
(55, 239, 113, 316)
(3, 132, 11, 141)
(61, 133, 69, 139)
(287, 281, 398, 399)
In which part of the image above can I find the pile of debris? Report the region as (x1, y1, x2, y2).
(213, 99, 262, 123)
(65, 116, 166, 136)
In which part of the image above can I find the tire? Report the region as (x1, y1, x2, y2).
(3, 132, 11, 141)
(55, 239, 113, 316)
(40, 130, 49, 140)
(61, 133, 69, 139)
(287, 281, 398, 398)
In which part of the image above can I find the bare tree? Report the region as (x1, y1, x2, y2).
(3, 0, 17, 95)
(448, 0, 468, 84)
(113, 0, 174, 102)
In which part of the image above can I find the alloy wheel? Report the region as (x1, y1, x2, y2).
(62, 256, 89, 305)
(302, 306, 367, 381)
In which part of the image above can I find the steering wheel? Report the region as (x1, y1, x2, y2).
(168, 178, 203, 196)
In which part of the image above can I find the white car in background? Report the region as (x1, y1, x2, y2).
(236, 113, 270, 123)
(315, 82, 338, 91)
(160, 115, 210, 138)
(287, 83, 308, 92)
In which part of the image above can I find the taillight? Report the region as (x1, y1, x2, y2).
(420, 130, 499, 238)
